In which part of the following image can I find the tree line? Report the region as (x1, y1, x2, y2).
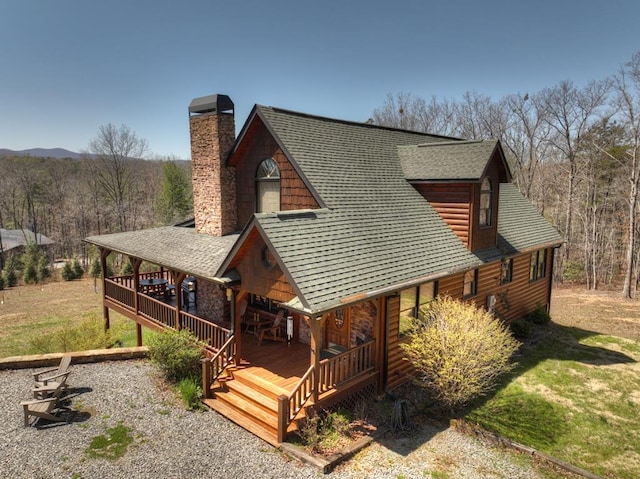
(372, 51, 640, 298)
(0, 124, 192, 274)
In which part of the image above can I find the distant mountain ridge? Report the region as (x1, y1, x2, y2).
(0, 147, 81, 159)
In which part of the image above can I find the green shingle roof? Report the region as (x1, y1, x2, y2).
(86, 227, 239, 281)
(398, 139, 499, 181)
(240, 107, 482, 312)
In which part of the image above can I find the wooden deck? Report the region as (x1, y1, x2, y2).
(237, 333, 310, 392)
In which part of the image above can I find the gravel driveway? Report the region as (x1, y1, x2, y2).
(0, 360, 552, 479)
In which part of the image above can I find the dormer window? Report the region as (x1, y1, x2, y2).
(479, 177, 492, 227)
(256, 158, 280, 213)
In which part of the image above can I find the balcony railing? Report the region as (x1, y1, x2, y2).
(317, 339, 375, 394)
(103, 278, 229, 352)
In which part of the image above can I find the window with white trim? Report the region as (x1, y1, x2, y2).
(256, 158, 280, 213)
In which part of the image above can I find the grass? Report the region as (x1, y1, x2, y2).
(0, 279, 149, 357)
(86, 423, 136, 460)
(465, 323, 640, 479)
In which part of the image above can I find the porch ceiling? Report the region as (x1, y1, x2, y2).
(85, 226, 239, 281)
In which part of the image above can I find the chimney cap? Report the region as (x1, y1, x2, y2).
(189, 94, 234, 116)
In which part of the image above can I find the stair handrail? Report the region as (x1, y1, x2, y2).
(277, 364, 315, 442)
(202, 334, 236, 398)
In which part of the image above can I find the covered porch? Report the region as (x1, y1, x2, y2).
(86, 227, 382, 445)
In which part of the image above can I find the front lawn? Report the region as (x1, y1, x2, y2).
(466, 323, 640, 479)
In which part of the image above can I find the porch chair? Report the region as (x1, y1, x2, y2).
(21, 379, 67, 427)
(32, 354, 71, 389)
(21, 397, 64, 427)
(258, 310, 286, 345)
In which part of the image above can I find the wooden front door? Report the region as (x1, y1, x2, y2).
(325, 308, 350, 349)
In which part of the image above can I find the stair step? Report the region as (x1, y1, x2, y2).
(231, 369, 289, 398)
(212, 387, 279, 431)
(220, 378, 279, 412)
(203, 398, 279, 446)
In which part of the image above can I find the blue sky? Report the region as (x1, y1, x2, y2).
(1, 0, 638, 159)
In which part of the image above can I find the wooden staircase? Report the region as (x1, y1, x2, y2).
(202, 365, 293, 446)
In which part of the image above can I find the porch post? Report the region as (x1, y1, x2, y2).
(310, 314, 324, 403)
(173, 272, 186, 330)
(132, 258, 142, 316)
(374, 296, 386, 395)
(100, 248, 110, 332)
(234, 290, 247, 366)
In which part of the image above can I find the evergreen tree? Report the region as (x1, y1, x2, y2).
(156, 160, 193, 225)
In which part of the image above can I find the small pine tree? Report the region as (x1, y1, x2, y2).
(89, 257, 102, 279)
(3, 254, 19, 287)
(72, 257, 84, 279)
(0, 273, 5, 290)
(61, 261, 76, 281)
(37, 252, 51, 283)
(120, 261, 134, 276)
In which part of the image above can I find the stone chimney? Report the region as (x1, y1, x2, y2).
(189, 94, 237, 236)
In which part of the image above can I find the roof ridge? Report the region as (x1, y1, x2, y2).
(255, 104, 461, 141)
(406, 139, 497, 148)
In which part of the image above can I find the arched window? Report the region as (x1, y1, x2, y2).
(256, 158, 280, 213)
(479, 177, 492, 227)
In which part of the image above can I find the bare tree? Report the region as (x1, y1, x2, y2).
(501, 92, 552, 207)
(536, 80, 609, 280)
(611, 52, 640, 298)
(87, 124, 149, 232)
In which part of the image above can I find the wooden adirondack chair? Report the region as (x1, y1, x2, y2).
(21, 396, 66, 427)
(32, 354, 71, 389)
(21, 379, 67, 427)
(258, 310, 286, 345)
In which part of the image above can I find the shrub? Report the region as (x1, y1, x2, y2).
(148, 329, 205, 383)
(0, 274, 4, 290)
(510, 318, 533, 340)
(29, 315, 126, 353)
(61, 261, 76, 281)
(401, 295, 519, 412)
(72, 257, 84, 279)
(524, 305, 551, 325)
(89, 257, 102, 278)
(178, 377, 203, 410)
(297, 408, 352, 453)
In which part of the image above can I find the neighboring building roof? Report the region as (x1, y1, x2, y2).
(0, 228, 54, 252)
(474, 183, 564, 262)
(398, 139, 502, 181)
(85, 227, 239, 281)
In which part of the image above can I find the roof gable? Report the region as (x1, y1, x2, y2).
(399, 139, 512, 181)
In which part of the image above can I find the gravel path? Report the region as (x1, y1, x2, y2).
(0, 360, 552, 479)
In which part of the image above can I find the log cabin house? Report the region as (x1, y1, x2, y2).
(85, 94, 562, 445)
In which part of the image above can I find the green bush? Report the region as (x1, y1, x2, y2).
(297, 408, 352, 453)
(524, 305, 551, 325)
(510, 318, 533, 340)
(401, 295, 519, 412)
(89, 257, 102, 278)
(72, 257, 84, 279)
(0, 274, 4, 290)
(178, 377, 203, 410)
(29, 315, 126, 353)
(61, 261, 76, 281)
(148, 329, 205, 383)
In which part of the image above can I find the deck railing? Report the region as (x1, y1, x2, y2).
(317, 340, 375, 394)
(181, 311, 230, 351)
(104, 278, 229, 352)
(202, 334, 236, 399)
(104, 279, 135, 308)
(109, 271, 171, 290)
(277, 364, 315, 442)
(138, 293, 175, 328)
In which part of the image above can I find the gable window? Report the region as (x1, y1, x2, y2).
(256, 158, 280, 213)
(501, 258, 513, 284)
(530, 249, 547, 281)
(463, 269, 478, 298)
(479, 177, 492, 227)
